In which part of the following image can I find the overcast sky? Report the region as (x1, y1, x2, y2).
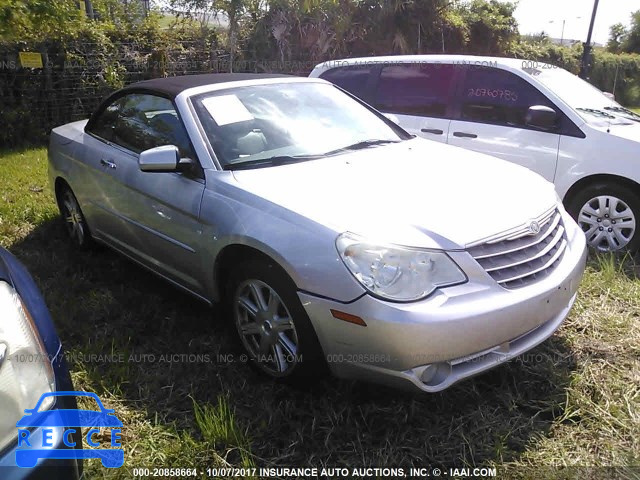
(505, 0, 640, 45)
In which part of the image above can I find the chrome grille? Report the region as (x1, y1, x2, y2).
(468, 208, 567, 289)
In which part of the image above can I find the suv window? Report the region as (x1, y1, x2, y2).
(319, 66, 372, 99)
(459, 67, 555, 128)
(374, 64, 455, 118)
(89, 94, 195, 159)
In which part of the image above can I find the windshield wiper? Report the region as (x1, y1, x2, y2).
(576, 108, 617, 119)
(225, 139, 401, 170)
(323, 139, 400, 156)
(224, 154, 325, 171)
(604, 106, 640, 121)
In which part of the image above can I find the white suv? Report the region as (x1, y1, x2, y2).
(310, 55, 640, 252)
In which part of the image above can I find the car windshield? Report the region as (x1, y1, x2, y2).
(192, 81, 408, 169)
(522, 66, 639, 126)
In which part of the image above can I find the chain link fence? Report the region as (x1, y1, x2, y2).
(0, 41, 318, 148)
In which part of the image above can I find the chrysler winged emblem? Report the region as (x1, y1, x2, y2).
(528, 221, 541, 235)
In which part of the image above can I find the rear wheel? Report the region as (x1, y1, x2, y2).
(567, 182, 640, 252)
(227, 259, 325, 381)
(57, 184, 93, 249)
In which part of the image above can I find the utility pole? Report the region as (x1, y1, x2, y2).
(84, 0, 95, 19)
(580, 0, 600, 79)
(549, 17, 581, 47)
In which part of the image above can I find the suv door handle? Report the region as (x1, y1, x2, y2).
(453, 132, 478, 139)
(421, 128, 444, 135)
(100, 159, 117, 169)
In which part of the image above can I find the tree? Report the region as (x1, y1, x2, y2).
(92, 0, 147, 24)
(607, 22, 627, 53)
(168, 0, 248, 71)
(458, 0, 519, 55)
(522, 31, 551, 44)
(622, 10, 640, 54)
(348, 0, 466, 54)
(0, 0, 82, 41)
(247, 0, 353, 66)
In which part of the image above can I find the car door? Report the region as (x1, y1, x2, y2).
(447, 66, 560, 182)
(369, 63, 456, 143)
(87, 93, 208, 295)
(81, 96, 139, 245)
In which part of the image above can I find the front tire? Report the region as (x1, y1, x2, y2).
(567, 182, 640, 252)
(227, 259, 325, 381)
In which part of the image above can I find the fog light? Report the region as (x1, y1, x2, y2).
(420, 362, 451, 386)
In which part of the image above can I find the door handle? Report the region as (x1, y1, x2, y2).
(100, 159, 117, 169)
(453, 132, 478, 139)
(421, 128, 444, 135)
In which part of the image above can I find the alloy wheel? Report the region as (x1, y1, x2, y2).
(578, 195, 636, 251)
(233, 279, 299, 376)
(61, 190, 86, 246)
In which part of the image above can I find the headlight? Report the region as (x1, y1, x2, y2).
(0, 281, 55, 453)
(336, 233, 467, 302)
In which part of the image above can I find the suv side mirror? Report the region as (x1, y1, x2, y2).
(139, 145, 180, 172)
(526, 105, 557, 130)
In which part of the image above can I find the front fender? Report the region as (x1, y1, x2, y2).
(199, 175, 366, 303)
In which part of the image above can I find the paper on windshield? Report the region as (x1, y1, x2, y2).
(202, 95, 254, 126)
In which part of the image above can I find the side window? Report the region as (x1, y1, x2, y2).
(111, 94, 195, 159)
(87, 99, 122, 141)
(374, 64, 455, 118)
(459, 67, 554, 128)
(319, 66, 372, 100)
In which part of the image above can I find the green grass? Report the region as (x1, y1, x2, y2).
(1, 147, 639, 479)
(632, 108, 640, 114)
(193, 395, 255, 469)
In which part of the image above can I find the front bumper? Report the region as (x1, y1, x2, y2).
(0, 425, 81, 480)
(299, 218, 587, 393)
(0, 379, 81, 480)
(0, 250, 81, 479)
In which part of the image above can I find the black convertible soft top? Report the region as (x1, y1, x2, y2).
(120, 73, 291, 98)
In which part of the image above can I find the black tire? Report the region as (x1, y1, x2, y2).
(56, 184, 93, 249)
(227, 259, 326, 382)
(566, 182, 640, 252)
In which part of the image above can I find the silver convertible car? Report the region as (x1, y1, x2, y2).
(48, 74, 587, 392)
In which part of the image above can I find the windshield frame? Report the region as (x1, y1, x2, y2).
(187, 80, 412, 171)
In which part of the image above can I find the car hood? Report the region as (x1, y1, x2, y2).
(594, 121, 640, 142)
(231, 138, 557, 249)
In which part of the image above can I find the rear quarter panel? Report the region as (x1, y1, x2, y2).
(49, 120, 111, 234)
(48, 120, 88, 198)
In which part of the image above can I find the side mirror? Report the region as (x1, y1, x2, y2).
(526, 105, 557, 130)
(383, 113, 400, 124)
(139, 145, 180, 172)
